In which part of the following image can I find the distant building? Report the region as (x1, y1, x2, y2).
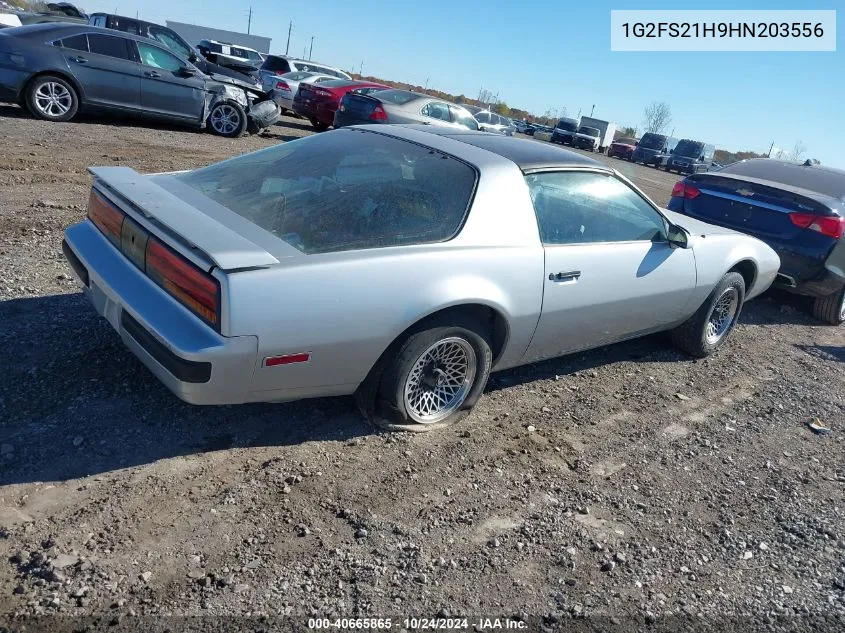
(166, 20, 271, 54)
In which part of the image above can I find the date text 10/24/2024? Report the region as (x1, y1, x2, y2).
(307, 618, 528, 630)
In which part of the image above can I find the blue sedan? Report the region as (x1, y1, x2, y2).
(667, 158, 845, 324)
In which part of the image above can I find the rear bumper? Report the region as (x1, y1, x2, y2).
(62, 221, 259, 405)
(293, 100, 335, 125)
(333, 110, 374, 128)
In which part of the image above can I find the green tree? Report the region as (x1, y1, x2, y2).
(621, 125, 638, 137)
(492, 102, 511, 117)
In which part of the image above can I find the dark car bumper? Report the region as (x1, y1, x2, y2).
(665, 158, 704, 174)
(573, 138, 596, 150)
(293, 98, 335, 126)
(247, 97, 281, 131)
(550, 132, 573, 144)
(609, 148, 634, 159)
(333, 109, 377, 128)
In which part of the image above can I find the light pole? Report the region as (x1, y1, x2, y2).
(590, 104, 595, 117)
(309, 36, 314, 60)
(285, 21, 292, 55)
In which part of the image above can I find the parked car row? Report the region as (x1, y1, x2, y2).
(0, 20, 281, 136)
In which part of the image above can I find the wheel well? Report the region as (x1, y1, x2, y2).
(729, 260, 757, 292)
(397, 304, 510, 365)
(23, 71, 83, 104)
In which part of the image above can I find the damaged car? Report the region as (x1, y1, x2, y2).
(0, 23, 280, 137)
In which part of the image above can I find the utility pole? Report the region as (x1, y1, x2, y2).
(285, 21, 292, 55)
(768, 141, 774, 157)
(590, 104, 595, 117)
(309, 36, 314, 60)
(424, 77, 429, 92)
(359, 60, 364, 77)
(247, 6, 252, 35)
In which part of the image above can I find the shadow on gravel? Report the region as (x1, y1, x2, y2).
(486, 296, 816, 392)
(0, 294, 373, 486)
(0, 289, 820, 485)
(796, 344, 845, 363)
(0, 104, 299, 141)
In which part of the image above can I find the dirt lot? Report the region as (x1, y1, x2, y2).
(1, 106, 844, 631)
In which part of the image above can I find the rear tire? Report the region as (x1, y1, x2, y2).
(310, 118, 329, 131)
(26, 75, 78, 122)
(356, 316, 492, 432)
(812, 287, 845, 325)
(671, 272, 745, 357)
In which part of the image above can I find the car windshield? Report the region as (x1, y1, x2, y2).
(638, 133, 666, 150)
(719, 161, 845, 198)
(556, 120, 577, 132)
(579, 126, 600, 137)
(174, 130, 478, 255)
(674, 140, 704, 158)
(371, 90, 418, 105)
(617, 138, 637, 145)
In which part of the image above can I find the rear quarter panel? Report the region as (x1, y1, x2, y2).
(224, 164, 545, 396)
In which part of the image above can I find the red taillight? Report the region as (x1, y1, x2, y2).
(670, 181, 700, 199)
(274, 70, 285, 76)
(789, 213, 844, 239)
(313, 88, 333, 98)
(87, 189, 125, 247)
(145, 237, 220, 328)
(265, 353, 311, 367)
(369, 104, 387, 121)
(275, 80, 290, 91)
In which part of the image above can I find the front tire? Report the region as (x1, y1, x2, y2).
(360, 317, 493, 432)
(812, 287, 845, 325)
(208, 101, 247, 138)
(26, 75, 78, 122)
(310, 118, 329, 131)
(671, 272, 745, 357)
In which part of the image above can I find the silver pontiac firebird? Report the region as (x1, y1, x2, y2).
(62, 126, 780, 431)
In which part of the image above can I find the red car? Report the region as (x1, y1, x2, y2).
(293, 79, 390, 130)
(607, 138, 638, 160)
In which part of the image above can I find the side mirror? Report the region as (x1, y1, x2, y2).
(178, 66, 198, 77)
(188, 52, 198, 63)
(666, 224, 690, 249)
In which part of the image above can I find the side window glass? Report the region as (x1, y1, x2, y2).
(525, 172, 667, 245)
(137, 42, 184, 71)
(149, 27, 192, 59)
(60, 34, 88, 51)
(449, 106, 479, 130)
(422, 102, 450, 121)
(87, 34, 130, 60)
(475, 111, 490, 124)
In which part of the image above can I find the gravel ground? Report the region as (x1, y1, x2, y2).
(1, 105, 844, 631)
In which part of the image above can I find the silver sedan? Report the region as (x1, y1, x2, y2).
(333, 89, 479, 130)
(62, 127, 780, 431)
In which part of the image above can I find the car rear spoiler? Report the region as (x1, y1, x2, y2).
(88, 166, 280, 271)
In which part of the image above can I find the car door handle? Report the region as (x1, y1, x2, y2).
(70, 56, 87, 64)
(144, 71, 162, 78)
(549, 270, 581, 282)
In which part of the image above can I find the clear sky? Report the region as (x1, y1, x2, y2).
(82, 0, 844, 166)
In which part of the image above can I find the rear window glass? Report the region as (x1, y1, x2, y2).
(372, 90, 418, 105)
(638, 133, 667, 150)
(174, 130, 478, 254)
(719, 161, 845, 198)
(261, 56, 290, 72)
